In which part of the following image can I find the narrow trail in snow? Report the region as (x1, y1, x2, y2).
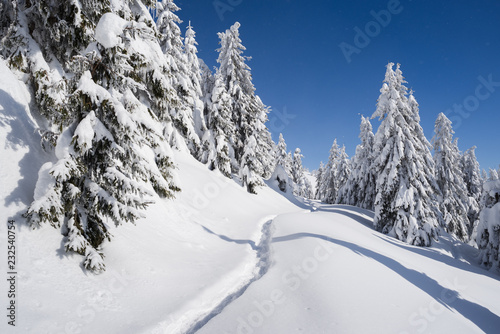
(185, 219, 275, 334)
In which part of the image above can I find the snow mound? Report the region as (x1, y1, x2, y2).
(95, 13, 128, 49)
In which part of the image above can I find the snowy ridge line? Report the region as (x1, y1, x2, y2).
(150, 216, 276, 334)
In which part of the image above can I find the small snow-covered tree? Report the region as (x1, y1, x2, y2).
(318, 139, 340, 204)
(489, 168, 499, 181)
(334, 145, 351, 204)
(337, 116, 376, 210)
(315, 161, 325, 200)
(239, 135, 264, 194)
(371, 63, 440, 246)
(462, 146, 483, 227)
(291, 148, 304, 184)
(476, 180, 500, 272)
(432, 113, 470, 241)
(291, 148, 306, 197)
(275, 133, 291, 175)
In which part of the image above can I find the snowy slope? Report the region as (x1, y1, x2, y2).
(1, 59, 500, 334)
(198, 203, 500, 333)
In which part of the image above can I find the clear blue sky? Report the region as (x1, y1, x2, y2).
(176, 0, 499, 172)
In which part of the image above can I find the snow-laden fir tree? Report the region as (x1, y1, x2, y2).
(213, 22, 274, 187)
(462, 146, 482, 228)
(481, 169, 488, 181)
(318, 139, 340, 204)
(315, 161, 325, 200)
(337, 116, 376, 210)
(432, 113, 470, 241)
(371, 63, 440, 246)
(275, 133, 292, 176)
(489, 168, 499, 181)
(475, 180, 500, 272)
(184, 21, 211, 162)
(156, 0, 200, 154)
(198, 59, 216, 165)
(291, 148, 304, 184)
(239, 134, 265, 194)
(206, 71, 234, 177)
(22, 1, 179, 272)
(291, 148, 306, 197)
(334, 145, 351, 204)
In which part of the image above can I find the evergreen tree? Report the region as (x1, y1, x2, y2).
(318, 139, 340, 204)
(432, 113, 470, 241)
(462, 146, 482, 227)
(371, 63, 439, 246)
(213, 22, 274, 188)
(337, 116, 376, 210)
(315, 161, 325, 200)
(489, 168, 499, 181)
(476, 180, 500, 271)
(198, 59, 216, 165)
(23, 1, 179, 272)
(275, 133, 291, 175)
(156, 0, 200, 153)
(334, 145, 351, 204)
(206, 72, 233, 177)
(239, 135, 263, 194)
(291, 148, 304, 184)
(184, 21, 210, 162)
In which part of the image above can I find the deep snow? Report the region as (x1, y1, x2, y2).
(1, 58, 500, 334)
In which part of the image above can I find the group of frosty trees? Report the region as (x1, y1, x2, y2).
(315, 62, 500, 272)
(0, 0, 276, 271)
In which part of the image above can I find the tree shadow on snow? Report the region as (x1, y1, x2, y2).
(199, 224, 257, 251)
(374, 234, 500, 282)
(272, 232, 500, 332)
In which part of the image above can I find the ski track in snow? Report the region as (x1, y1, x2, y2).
(157, 216, 276, 334)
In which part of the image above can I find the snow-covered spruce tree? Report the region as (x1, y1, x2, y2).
(156, 0, 200, 154)
(25, 1, 180, 272)
(462, 146, 482, 228)
(275, 133, 291, 175)
(337, 116, 376, 210)
(489, 168, 499, 181)
(371, 63, 440, 246)
(205, 71, 234, 177)
(214, 22, 274, 188)
(318, 139, 340, 204)
(476, 180, 500, 272)
(291, 148, 306, 196)
(198, 59, 216, 165)
(334, 145, 351, 204)
(239, 135, 264, 194)
(432, 113, 470, 241)
(184, 21, 211, 162)
(291, 148, 304, 184)
(315, 161, 325, 200)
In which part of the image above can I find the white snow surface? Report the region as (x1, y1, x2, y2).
(95, 13, 128, 49)
(1, 59, 500, 334)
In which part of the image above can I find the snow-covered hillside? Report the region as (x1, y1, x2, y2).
(2, 58, 500, 334)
